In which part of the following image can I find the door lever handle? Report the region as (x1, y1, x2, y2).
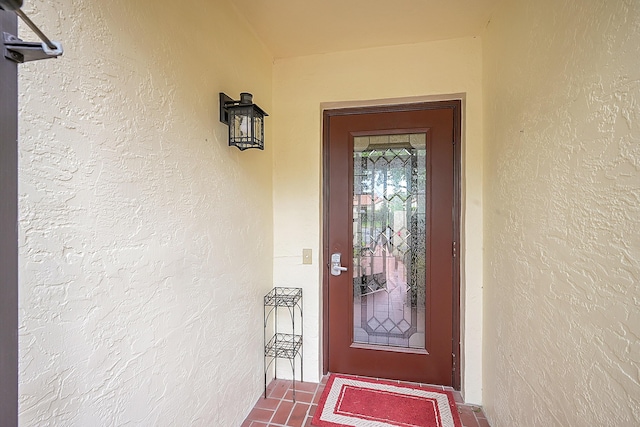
(330, 253, 348, 276)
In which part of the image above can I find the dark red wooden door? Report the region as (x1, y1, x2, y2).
(324, 102, 460, 386)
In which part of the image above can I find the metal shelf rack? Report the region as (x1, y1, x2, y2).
(264, 287, 303, 400)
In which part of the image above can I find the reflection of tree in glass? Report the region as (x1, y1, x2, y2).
(354, 144, 427, 305)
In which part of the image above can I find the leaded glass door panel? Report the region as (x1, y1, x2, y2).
(324, 102, 460, 386)
(352, 133, 427, 350)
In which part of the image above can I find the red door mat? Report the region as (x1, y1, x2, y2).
(312, 375, 462, 427)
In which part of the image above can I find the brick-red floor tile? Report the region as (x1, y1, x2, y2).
(308, 404, 317, 418)
(266, 379, 290, 400)
(459, 406, 481, 427)
(286, 402, 310, 427)
(311, 385, 325, 404)
(245, 407, 274, 423)
(284, 389, 314, 403)
(295, 382, 319, 393)
(254, 397, 281, 410)
(271, 400, 294, 425)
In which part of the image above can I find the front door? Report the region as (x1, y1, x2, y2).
(323, 101, 460, 386)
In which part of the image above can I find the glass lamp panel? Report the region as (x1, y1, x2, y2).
(229, 104, 266, 150)
(253, 113, 264, 147)
(229, 105, 253, 149)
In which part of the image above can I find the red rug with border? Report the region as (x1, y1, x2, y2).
(312, 374, 462, 427)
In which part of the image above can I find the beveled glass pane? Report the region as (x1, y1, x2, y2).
(253, 115, 264, 146)
(229, 106, 265, 150)
(353, 133, 426, 349)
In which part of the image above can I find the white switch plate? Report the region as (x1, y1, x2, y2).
(302, 248, 312, 264)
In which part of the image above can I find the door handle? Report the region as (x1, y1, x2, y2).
(330, 253, 348, 276)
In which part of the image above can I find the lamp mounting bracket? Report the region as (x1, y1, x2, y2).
(3, 31, 62, 63)
(219, 92, 234, 125)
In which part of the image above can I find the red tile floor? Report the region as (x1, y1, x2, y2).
(241, 376, 491, 427)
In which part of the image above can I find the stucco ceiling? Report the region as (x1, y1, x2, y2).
(232, 0, 500, 59)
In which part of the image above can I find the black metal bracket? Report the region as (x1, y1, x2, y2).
(219, 92, 234, 125)
(3, 31, 62, 63)
(0, 0, 23, 11)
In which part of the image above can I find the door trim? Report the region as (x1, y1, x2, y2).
(321, 100, 462, 389)
(0, 8, 19, 426)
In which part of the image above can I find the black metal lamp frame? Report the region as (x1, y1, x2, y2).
(219, 92, 268, 151)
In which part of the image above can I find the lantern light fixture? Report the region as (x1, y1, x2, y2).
(219, 92, 268, 151)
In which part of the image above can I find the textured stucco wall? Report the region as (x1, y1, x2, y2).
(18, 0, 273, 425)
(483, 0, 640, 425)
(272, 37, 484, 404)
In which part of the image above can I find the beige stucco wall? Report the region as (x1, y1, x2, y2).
(272, 37, 484, 404)
(482, 0, 640, 425)
(18, 0, 273, 425)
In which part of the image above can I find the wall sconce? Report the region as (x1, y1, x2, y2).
(219, 92, 268, 151)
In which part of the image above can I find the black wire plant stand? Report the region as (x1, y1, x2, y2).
(264, 287, 303, 401)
